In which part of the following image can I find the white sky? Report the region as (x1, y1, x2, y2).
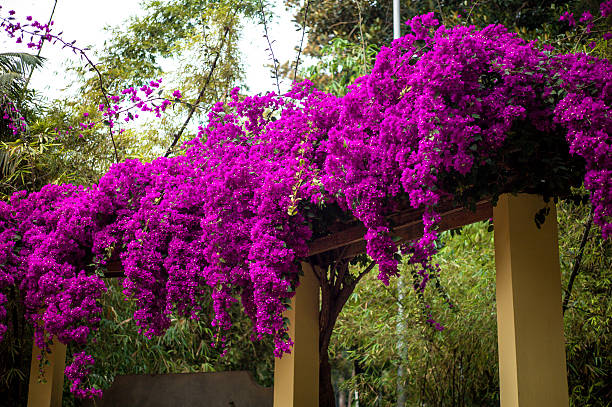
(0, 0, 303, 98)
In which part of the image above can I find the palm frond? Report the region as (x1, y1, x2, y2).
(0, 52, 44, 98)
(0, 72, 23, 95)
(0, 52, 45, 75)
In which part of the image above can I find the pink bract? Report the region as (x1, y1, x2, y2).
(0, 14, 610, 397)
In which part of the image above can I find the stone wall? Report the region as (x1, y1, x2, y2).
(82, 371, 272, 407)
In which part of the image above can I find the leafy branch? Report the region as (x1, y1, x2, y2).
(257, 0, 281, 94)
(293, 0, 310, 82)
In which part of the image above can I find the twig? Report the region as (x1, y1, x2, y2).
(164, 24, 232, 157)
(23, 0, 58, 91)
(17, 27, 120, 162)
(258, 0, 281, 94)
(562, 208, 593, 314)
(327, 20, 359, 30)
(436, 0, 445, 22)
(354, 0, 368, 74)
(465, 0, 481, 24)
(567, 13, 608, 53)
(89, 62, 119, 163)
(292, 0, 310, 83)
(355, 260, 377, 284)
(8, 19, 121, 162)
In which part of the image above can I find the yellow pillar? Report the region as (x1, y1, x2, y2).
(27, 339, 67, 407)
(494, 194, 569, 407)
(273, 262, 319, 407)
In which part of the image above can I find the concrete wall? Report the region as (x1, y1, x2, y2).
(82, 371, 272, 407)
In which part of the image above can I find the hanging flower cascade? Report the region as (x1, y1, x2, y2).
(0, 14, 610, 398)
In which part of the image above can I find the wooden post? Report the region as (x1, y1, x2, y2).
(27, 339, 67, 407)
(494, 194, 569, 407)
(273, 262, 319, 407)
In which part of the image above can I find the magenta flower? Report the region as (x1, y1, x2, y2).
(601, 0, 612, 17)
(580, 10, 593, 22)
(560, 11, 576, 26)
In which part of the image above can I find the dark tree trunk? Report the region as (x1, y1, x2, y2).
(320, 350, 336, 407)
(318, 267, 337, 407)
(315, 259, 376, 407)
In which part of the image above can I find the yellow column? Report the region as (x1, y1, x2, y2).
(273, 262, 319, 407)
(494, 194, 568, 407)
(27, 339, 67, 407)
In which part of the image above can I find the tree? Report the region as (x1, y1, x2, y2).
(0, 52, 43, 100)
(72, 0, 260, 161)
(0, 50, 52, 407)
(0, 52, 47, 194)
(285, 0, 579, 48)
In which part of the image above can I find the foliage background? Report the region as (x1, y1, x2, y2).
(0, 0, 610, 406)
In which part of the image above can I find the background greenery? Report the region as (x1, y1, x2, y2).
(0, 0, 610, 406)
(328, 201, 611, 406)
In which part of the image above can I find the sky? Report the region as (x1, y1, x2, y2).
(0, 0, 303, 99)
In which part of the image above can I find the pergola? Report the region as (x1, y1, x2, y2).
(27, 193, 570, 407)
(271, 193, 569, 407)
(25, 3, 574, 406)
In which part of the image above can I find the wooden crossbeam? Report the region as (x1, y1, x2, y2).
(308, 200, 492, 258)
(105, 261, 123, 276)
(103, 200, 492, 276)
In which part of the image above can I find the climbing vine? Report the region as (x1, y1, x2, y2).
(0, 8, 610, 398)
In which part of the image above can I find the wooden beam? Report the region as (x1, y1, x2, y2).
(103, 200, 493, 276)
(394, 200, 492, 241)
(310, 200, 492, 259)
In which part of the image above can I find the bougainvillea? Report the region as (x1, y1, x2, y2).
(0, 11, 610, 398)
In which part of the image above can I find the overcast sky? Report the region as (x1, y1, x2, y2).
(0, 0, 303, 98)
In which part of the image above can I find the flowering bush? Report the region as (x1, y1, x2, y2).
(558, 0, 612, 50)
(0, 12, 610, 397)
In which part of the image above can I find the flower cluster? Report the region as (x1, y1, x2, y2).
(559, 1, 612, 46)
(0, 13, 610, 398)
(64, 352, 102, 399)
(54, 80, 182, 141)
(0, 96, 27, 135)
(75, 78, 181, 138)
(0, 6, 53, 50)
(601, 0, 612, 18)
(560, 11, 577, 27)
